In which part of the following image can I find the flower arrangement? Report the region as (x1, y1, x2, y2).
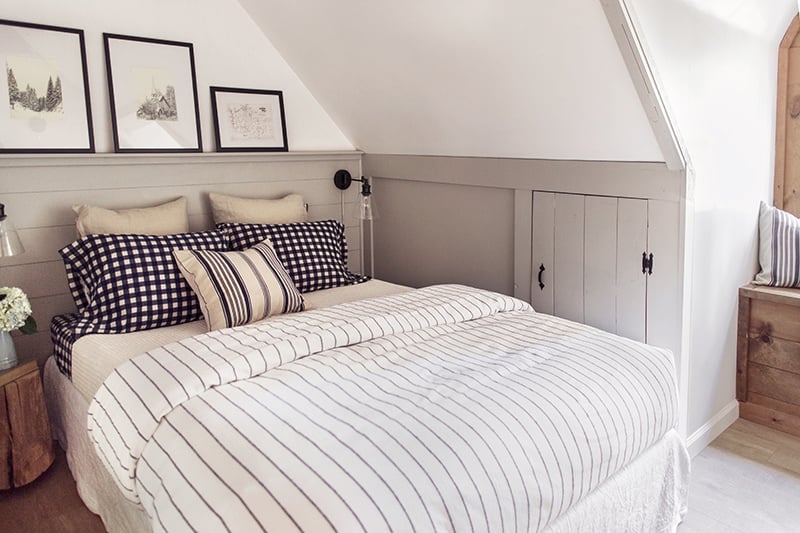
(0, 287, 36, 334)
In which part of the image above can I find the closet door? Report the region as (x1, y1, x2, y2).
(531, 192, 555, 314)
(553, 194, 585, 323)
(584, 196, 618, 333)
(531, 192, 650, 343)
(617, 198, 648, 342)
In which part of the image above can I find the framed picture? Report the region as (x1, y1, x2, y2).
(210, 87, 288, 152)
(104, 33, 202, 153)
(0, 19, 94, 153)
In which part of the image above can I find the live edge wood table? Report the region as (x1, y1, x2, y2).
(737, 284, 800, 437)
(0, 360, 54, 489)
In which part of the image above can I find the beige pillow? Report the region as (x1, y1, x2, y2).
(209, 192, 308, 225)
(74, 197, 189, 237)
(174, 240, 304, 331)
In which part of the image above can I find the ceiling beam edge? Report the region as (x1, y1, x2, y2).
(599, 0, 690, 174)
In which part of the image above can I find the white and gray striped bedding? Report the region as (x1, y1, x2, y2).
(88, 285, 678, 532)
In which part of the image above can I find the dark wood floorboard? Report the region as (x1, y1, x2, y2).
(0, 444, 105, 533)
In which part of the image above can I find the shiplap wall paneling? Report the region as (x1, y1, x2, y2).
(531, 192, 555, 314)
(0, 152, 363, 366)
(584, 196, 619, 333)
(553, 194, 586, 323)
(617, 198, 648, 343)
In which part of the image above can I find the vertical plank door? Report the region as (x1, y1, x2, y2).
(531, 192, 555, 314)
(646, 199, 682, 359)
(617, 198, 648, 342)
(584, 196, 619, 334)
(553, 193, 585, 323)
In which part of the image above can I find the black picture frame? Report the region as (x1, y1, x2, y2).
(0, 18, 94, 153)
(210, 86, 288, 152)
(104, 33, 202, 153)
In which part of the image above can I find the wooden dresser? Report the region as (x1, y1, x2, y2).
(737, 284, 800, 436)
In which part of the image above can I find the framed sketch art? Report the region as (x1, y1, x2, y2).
(0, 19, 94, 153)
(104, 33, 202, 153)
(210, 87, 288, 152)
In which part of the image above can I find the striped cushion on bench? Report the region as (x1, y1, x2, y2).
(756, 201, 800, 287)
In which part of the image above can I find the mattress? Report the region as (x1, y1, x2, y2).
(70, 280, 409, 401)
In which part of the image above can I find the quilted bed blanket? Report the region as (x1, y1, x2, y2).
(88, 285, 678, 532)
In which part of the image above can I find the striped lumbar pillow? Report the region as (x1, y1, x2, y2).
(755, 201, 800, 287)
(174, 240, 304, 331)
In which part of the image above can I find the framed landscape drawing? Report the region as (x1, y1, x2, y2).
(104, 33, 202, 153)
(0, 19, 94, 153)
(210, 87, 288, 152)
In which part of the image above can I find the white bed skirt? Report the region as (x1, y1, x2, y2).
(43, 356, 689, 532)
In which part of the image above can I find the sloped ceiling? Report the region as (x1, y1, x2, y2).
(238, 0, 664, 161)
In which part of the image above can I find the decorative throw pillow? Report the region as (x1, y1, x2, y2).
(73, 197, 189, 237)
(174, 239, 304, 330)
(58, 231, 229, 336)
(218, 220, 369, 293)
(755, 201, 800, 287)
(209, 192, 307, 225)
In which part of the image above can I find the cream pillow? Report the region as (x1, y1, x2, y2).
(209, 192, 308, 225)
(74, 197, 189, 237)
(174, 239, 304, 330)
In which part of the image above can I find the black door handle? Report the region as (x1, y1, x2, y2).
(538, 264, 545, 290)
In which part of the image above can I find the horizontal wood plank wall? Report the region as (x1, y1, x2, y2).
(0, 151, 363, 366)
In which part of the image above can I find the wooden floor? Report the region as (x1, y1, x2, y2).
(0, 418, 798, 532)
(678, 418, 800, 532)
(0, 446, 104, 533)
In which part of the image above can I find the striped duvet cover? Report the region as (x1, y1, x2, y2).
(88, 285, 679, 532)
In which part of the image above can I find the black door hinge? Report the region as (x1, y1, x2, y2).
(641, 252, 654, 275)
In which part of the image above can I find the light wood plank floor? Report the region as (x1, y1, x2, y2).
(0, 418, 798, 532)
(679, 418, 800, 532)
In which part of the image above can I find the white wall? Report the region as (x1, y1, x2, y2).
(628, 0, 797, 435)
(2, 0, 352, 152)
(238, 0, 664, 161)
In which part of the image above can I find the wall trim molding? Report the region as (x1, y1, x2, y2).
(599, 0, 689, 172)
(0, 150, 363, 169)
(364, 153, 683, 201)
(686, 400, 739, 457)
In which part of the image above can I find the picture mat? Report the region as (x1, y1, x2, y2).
(0, 23, 91, 150)
(107, 37, 200, 150)
(215, 90, 286, 149)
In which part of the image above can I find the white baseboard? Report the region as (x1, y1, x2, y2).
(686, 399, 739, 457)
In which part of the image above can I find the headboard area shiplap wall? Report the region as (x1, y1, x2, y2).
(0, 151, 363, 366)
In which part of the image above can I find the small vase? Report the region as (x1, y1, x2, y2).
(0, 330, 18, 370)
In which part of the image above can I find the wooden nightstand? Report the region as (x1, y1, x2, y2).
(0, 360, 54, 489)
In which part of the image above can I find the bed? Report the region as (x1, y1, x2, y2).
(42, 197, 689, 532)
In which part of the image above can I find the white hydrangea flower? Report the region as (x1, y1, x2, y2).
(0, 287, 32, 332)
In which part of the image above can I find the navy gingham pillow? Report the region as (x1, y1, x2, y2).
(59, 231, 229, 336)
(218, 220, 369, 293)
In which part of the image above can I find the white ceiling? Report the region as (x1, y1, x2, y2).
(238, 0, 665, 161)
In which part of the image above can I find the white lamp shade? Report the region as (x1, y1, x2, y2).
(0, 219, 24, 257)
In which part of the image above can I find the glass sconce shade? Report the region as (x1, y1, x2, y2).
(0, 204, 24, 258)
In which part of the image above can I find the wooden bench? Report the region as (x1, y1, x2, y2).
(737, 284, 800, 437)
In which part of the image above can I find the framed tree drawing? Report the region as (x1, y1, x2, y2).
(104, 33, 202, 153)
(0, 19, 94, 153)
(210, 87, 288, 152)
